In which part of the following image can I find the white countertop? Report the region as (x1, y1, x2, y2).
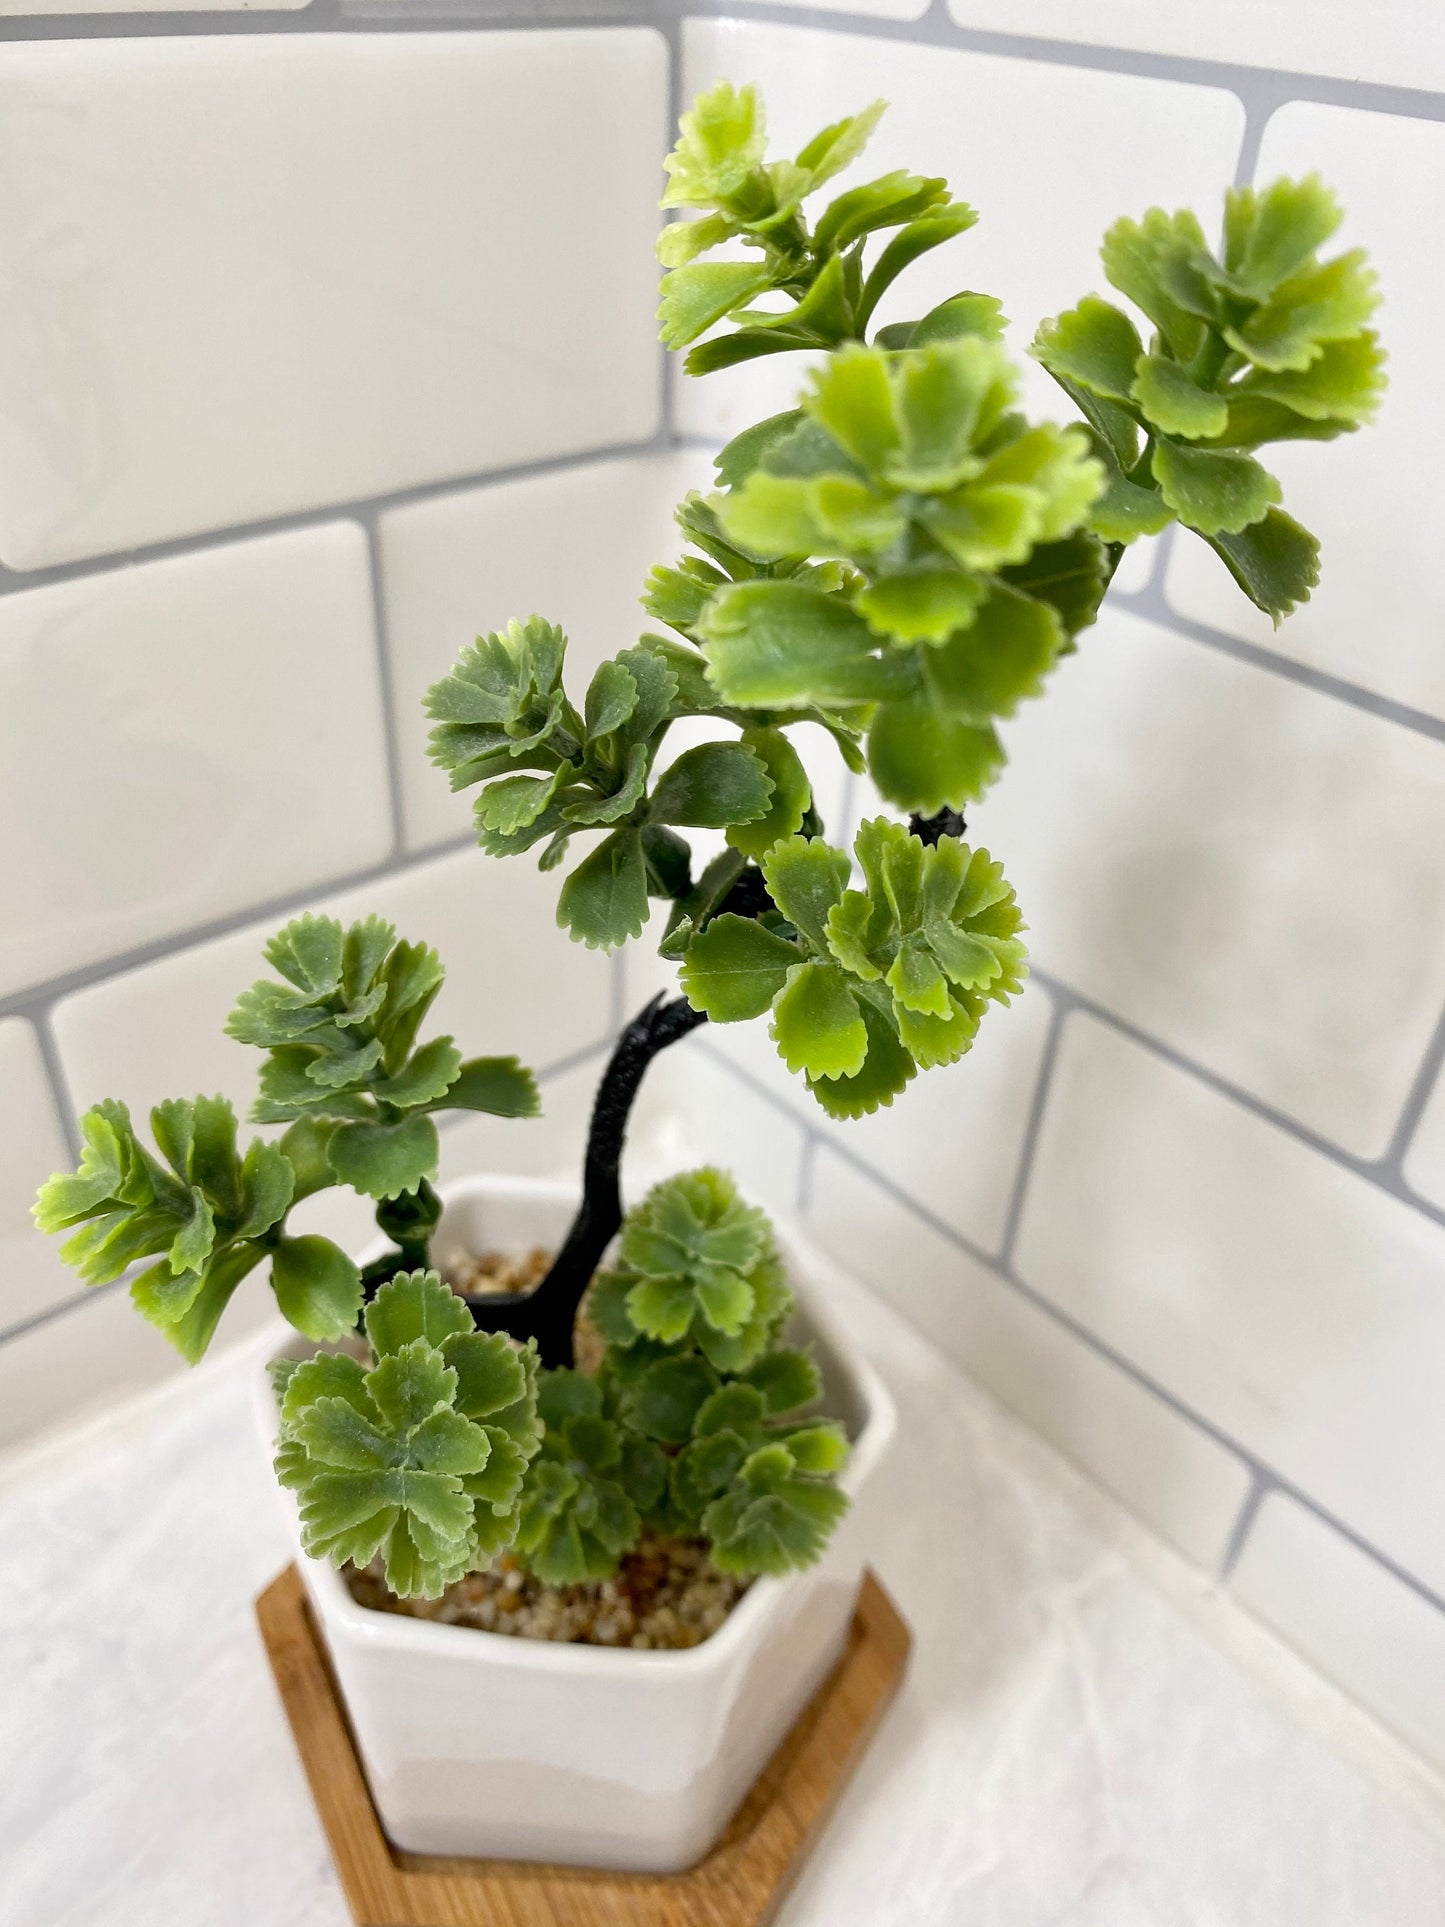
(6, 1273, 1445, 1927)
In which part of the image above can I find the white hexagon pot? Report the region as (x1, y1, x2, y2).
(255, 1173, 898, 1874)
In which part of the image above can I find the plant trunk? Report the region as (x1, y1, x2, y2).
(461, 993, 709, 1367)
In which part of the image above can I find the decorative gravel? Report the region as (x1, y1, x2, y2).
(347, 1536, 749, 1650)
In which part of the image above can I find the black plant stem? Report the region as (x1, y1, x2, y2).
(463, 992, 710, 1369)
(909, 807, 966, 845)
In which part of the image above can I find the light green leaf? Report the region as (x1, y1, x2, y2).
(270, 1235, 363, 1343)
(556, 830, 649, 950)
(1201, 507, 1320, 624)
(761, 836, 850, 951)
(772, 963, 867, 1078)
(327, 1114, 440, 1201)
(1030, 296, 1144, 403)
(649, 740, 774, 830)
(854, 566, 987, 645)
(434, 1055, 541, 1119)
(726, 726, 812, 858)
(659, 261, 773, 350)
(1151, 440, 1281, 537)
(867, 700, 1005, 813)
(681, 915, 800, 1022)
(366, 1268, 474, 1356)
(700, 580, 908, 708)
(1131, 355, 1228, 440)
(920, 581, 1063, 722)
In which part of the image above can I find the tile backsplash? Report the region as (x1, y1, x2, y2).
(4, 0, 1445, 1785)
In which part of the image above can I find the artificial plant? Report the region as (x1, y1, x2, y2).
(36, 82, 1380, 1602)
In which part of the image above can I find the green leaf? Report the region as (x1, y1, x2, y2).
(1151, 440, 1281, 537)
(804, 344, 900, 475)
(1223, 248, 1377, 373)
(867, 700, 1004, 813)
(1233, 331, 1385, 428)
(1089, 465, 1177, 543)
(1224, 174, 1342, 298)
(806, 999, 916, 1120)
(1131, 354, 1229, 440)
(327, 1114, 440, 1201)
(366, 1268, 475, 1355)
(661, 78, 766, 211)
(1000, 532, 1109, 637)
(700, 580, 908, 708)
(373, 1035, 462, 1110)
(680, 915, 800, 1021)
(444, 1328, 529, 1419)
(908, 292, 1008, 347)
(726, 726, 812, 859)
(795, 98, 886, 192)
(266, 914, 345, 998)
(714, 410, 805, 489)
(1031, 297, 1143, 403)
(626, 1355, 719, 1445)
(854, 566, 987, 645)
(435, 1055, 541, 1119)
(1100, 207, 1210, 362)
(702, 1443, 850, 1575)
(857, 204, 979, 330)
(760, 836, 850, 951)
(556, 830, 648, 950)
(744, 1348, 822, 1415)
(269, 1235, 364, 1342)
(772, 962, 867, 1078)
(920, 581, 1063, 722)
(659, 261, 773, 350)
(1201, 507, 1321, 624)
(649, 740, 774, 830)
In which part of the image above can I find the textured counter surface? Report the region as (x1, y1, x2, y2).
(6, 1271, 1445, 1927)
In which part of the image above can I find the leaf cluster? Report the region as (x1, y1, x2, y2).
(658, 80, 977, 375)
(649, 335, 1108, 816)
(34, 1094, 308, 1362)
(1032, 175, 1383, 620)
(426, 610, 840, 953)
(516, 1170, 849, 1584)
(227, 912, 538, 1201)
(273, 1270, 543, 1599)
(682, 819, 1024, 1117)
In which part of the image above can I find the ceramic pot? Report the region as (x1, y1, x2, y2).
(255, 1173, 896, 1872)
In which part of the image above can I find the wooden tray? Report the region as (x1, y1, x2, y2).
(256, 1562, 910, 1927)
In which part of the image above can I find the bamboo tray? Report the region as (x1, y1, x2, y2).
(256, 1562, 911, 1927)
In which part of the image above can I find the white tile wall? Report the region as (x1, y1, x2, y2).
(0, 0, 306, 9)
(1014, 1014, 1445, 1597)
(972, 608, 1445, 1157)
(0, 523, 390, 1000)
(0, 1022, 76, 1334)
(678, 21, 1244, 440)
(1167, 105, 1445, 721)
(1230, 1493, 1445, 1775)
(808, 981, 1056, 1255)
(4, 0, 1445, 1776)
(51, 845, 614, 1128)
(945, 0, 1445, 93)
(0, 30, 664, 567)
(379, 450, 716, 849)
(806, 1144, 1251, 1565)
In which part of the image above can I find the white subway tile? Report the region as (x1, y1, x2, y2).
(972, 608, 1445, 1156)
(1403, 1061, 1445, 1212)
(1231, 1493, 1445, 1777)
(1015, 1013, 1445, 1597)
(946, 0, 1445, 93)
(0, 1022, 76, 1333)
(1167, 105, 1445, 720)
(379, 451, 715, 849)
(51, 845, 613, 1131)
(807, 1144, 1250, 1565)
(0, 524, 390, 1000)
(0, 30, 664, 568)
(677, 21, 1243, 441)
(811, 980, 1055, 1255)
(0, 1282, 275, 1456)
(638, 1034, 807, 1219)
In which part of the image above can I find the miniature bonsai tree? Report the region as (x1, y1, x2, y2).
(36, 83, 1380, 1602)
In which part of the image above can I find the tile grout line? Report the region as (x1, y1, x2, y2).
(1218, 1469, 1275, 1582)
(993, 989, 1067, 1271)
(358, 511, 409, 862)
(0, 831, 477, 1028)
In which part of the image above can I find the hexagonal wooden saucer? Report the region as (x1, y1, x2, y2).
(256, 1563, 911, 1927)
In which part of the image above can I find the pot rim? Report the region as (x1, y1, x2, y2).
(264, 1171, 896, 1677)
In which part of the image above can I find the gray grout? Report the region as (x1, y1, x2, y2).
(1219, 1471, 1274, 1582)
(359, 512, 409, 862)
(993, 990, 1065, 1271)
